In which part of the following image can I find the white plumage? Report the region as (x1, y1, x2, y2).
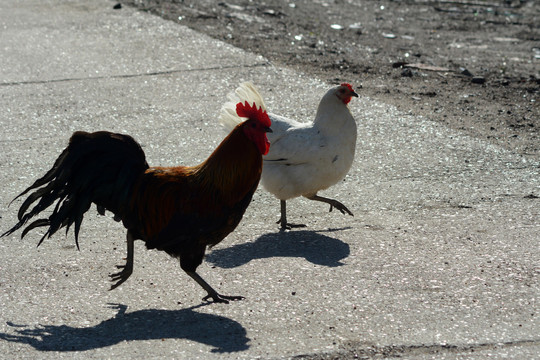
(219, 82, 358, 229)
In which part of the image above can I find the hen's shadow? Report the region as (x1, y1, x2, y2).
(207, 228, 351, 268)
(0, 304, 249, 353)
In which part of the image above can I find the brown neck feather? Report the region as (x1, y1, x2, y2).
(192, 124, 262, 205)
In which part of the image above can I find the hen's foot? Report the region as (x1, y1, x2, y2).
(306, 194, 353, 216)
(276, 199, 306, 230)
(276, 218, 307, 230)
(328, 200, 353, 216)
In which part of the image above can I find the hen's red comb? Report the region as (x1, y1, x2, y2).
(236, 101, 271, 128)
(341, 83, 354, 92)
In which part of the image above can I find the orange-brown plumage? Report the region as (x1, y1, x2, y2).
(2, 102, 272, 303)
(130, 125, 263, 250)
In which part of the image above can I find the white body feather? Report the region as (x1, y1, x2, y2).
(219, 82, 357, 200)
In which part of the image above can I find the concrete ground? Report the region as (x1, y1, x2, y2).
(0, 0, 538, 359)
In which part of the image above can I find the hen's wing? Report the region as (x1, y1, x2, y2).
(265, 113, 325, 165)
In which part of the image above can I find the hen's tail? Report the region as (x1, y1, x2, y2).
(219, 82, 267, 132)
(2, 131, 149, 248)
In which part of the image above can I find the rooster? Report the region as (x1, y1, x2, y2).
(220, 82, 358, 229)
(2, 101, 272, 303)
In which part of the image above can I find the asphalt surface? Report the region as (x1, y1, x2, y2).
(0, 1, 538, 359)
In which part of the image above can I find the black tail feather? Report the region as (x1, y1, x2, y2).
(21, 219, 50, 242)
(2, 131, 149, 247)
(9, 149, 70, 207)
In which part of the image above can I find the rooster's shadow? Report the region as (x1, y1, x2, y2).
(207, 228, 351, 268)
(0, 303, 249, 353)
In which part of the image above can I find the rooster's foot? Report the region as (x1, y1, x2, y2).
(186, 271, 244, 304)
(109, 263, 133, 290)
(203, 293, 245, 304)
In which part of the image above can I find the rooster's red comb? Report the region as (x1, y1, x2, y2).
(236, 101, 271, 128)
(341, 83, 354, 92)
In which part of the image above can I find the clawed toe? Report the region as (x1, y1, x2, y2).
(277, 218, 306, 230)
(328, 201, 353, 216)
(285, 223, 307, 230)
(109, 264, 132, 290)
(202, 293, 245, 304)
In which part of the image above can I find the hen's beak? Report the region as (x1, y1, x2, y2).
(352, 84, 361, 97)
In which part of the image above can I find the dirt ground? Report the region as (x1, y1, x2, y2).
(120, 0, 539, 158)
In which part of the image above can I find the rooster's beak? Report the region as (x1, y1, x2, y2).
(265, 127, 273, 133)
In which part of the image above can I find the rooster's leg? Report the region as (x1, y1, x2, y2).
(109, 231, 135, 290)
(186, 271, 244, 304)
(277, 200, 306, 230)
(305, 194, 354, 216)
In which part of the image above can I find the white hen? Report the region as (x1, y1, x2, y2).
(219, 82, 358, 229)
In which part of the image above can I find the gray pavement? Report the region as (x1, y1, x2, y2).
(0, 1, 538, 359)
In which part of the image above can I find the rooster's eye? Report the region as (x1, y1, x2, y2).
(251, 123, 257, 128)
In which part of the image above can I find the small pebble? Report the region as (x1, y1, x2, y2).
(471, 76, 486, 84)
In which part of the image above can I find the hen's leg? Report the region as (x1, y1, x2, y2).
(276, 200, 306, 230)
(306, 194, 353, 216)
(186, 271, 244, 304)
(109, 231, 135, 290)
